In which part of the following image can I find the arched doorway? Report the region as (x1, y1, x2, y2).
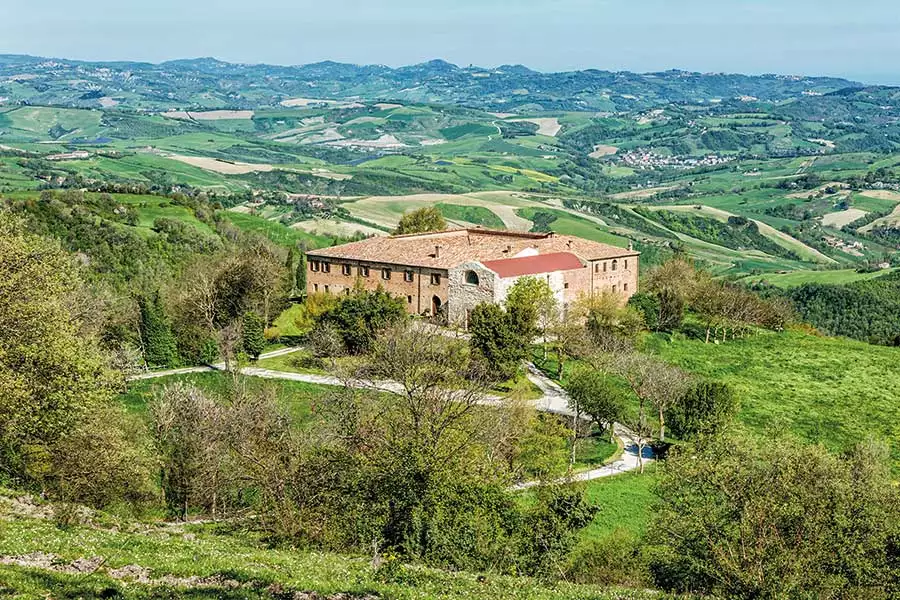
(431, 295, 442, 316)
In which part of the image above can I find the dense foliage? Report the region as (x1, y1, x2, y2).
(784, 271, 900, 345)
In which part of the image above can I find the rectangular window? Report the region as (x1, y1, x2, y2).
(404, 270, 414, 282)
(564, 283, 569, 289)
(603, 262, 607, 273)
(310, 261, 320, 272)
(430, 273, 441, 285)
(625, 259, 628, 270)
(611, 284, 617, 292)
(342, 264, 352, 276)
(359, 266, 370, 277)
(407, 295, 413, 304)
(322, 262, 331, 274)
(594, 263, 599, 273)
(624, 283, 629, 292)
(313, 283, 319, 292)
(382, 268, 391, 280)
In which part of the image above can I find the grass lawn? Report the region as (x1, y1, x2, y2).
(645, 328, 900, 467)
(574, 434, 620, 472)
(0, 515, 649, 600)
(580, 467, 659, 541)
(270, 302, 309, 337)
(119, 372, 335, 424)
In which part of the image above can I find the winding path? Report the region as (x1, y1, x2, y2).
(129, 348, 653, 483)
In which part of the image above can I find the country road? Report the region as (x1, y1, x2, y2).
(129, 348, 654, 482)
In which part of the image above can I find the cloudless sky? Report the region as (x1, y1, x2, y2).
(2, 0, 899, 84)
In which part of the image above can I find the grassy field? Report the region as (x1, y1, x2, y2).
(645, 329, 900, 467)
(120, 372, 332, 424)
(740, 267, 900, 288)
(580, 468, 659, 541)
(437, 202, 506, 229)
(223, 211, 336, 248)
(0, 515, 650, 600)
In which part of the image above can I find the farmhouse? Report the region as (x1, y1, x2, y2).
(306, 229, 638, 326)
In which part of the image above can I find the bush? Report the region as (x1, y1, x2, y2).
(468, 303, 524, 380)
(668, 381, 737, 439)
(320, 289, 407, 355)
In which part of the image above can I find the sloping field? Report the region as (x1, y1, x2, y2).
(510, 117, 562, 137)
(162, 110, 254, 121)
(649, 204, 836, 264)
(740, 267, 899, 288)
(168, 154, 274, 174)
(292, 218, 385, 238)
(821, 208, 868, 228)
(340, 192, 539, 231)
(610, 186, 677, 200)
(589, 144, 618, 158)
(859, 203, 900, 233)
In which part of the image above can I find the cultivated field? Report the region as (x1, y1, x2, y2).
(821, 208, 868, 228)
(510, 117, 562, 137)
(167, 154, 274, 174)
(162, 110, 255, 120)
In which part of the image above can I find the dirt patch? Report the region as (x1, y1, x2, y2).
(786, 182, 847, 199)
(419, 138, 446, 146)
(822, 208, 868, 228)
(859, 190, 900, 202)
(163, 110, 254, 121)
(328, 134, 405, 149)
(807, 138, 836, 150)
(98, 97, 118, 108)
(300, 127, 345, 145)
(509, 117, 561, 137)
(488, 112, 516, 118)
(168, 155, 274, 175)
(375, 103, 403, 110)
(589, 144, 618, 158)
(292, 218, 385, 238)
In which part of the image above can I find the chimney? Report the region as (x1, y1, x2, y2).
(434, 245, 441, 258)
(628, 241, 634, 251)
(506, 244, 512, 254)
(566, 239, 573, 250)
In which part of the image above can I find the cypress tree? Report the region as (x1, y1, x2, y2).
(138, 293, 180, 369)
(285, 246, 296, 293)
(242, 311, 267, 360)
(296, 252, 308, 297)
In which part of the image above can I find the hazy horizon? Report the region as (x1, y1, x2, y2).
(2, 0, 899, 85)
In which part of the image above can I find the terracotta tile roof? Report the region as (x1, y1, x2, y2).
(482, 252, 585, 278)
(307, 228, 638, 270)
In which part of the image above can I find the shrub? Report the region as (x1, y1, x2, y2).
(320, 289, 406, 355)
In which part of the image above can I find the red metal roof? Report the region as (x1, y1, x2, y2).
(482, 252, 584, 278)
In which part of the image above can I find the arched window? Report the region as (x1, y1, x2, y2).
(612, 259, 618, 271)
(465, 270, 480, 285)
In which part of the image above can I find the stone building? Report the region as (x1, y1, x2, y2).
(305, 228, 638, 326)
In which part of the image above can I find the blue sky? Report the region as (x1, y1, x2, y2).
(2, 0, 899, 83)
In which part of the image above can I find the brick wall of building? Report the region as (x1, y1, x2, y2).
(306, 257, 449, 315)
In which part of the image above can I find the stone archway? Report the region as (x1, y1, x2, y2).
(432, 295, 442, 316)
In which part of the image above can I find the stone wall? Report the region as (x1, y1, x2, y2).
(447, 262, 498, 326)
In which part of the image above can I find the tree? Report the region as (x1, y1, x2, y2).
(644, 258, 699, 331)
(468, 303, 524, 380)
(505, 276, 556, 345)
(394, 206, 447, 235)
(668, 381, 737, 439)
(242, 311, 266, 360)
(566, 368, 627, 443)
(296, 251, 308, 297)
(646, 433, 900, 598)
(285, 246, 296, 293)
(150, 383, 229, 519)
(320, 288, 406, 355)
(0, 215, 121, 487)
(138, 292, 180, 369)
